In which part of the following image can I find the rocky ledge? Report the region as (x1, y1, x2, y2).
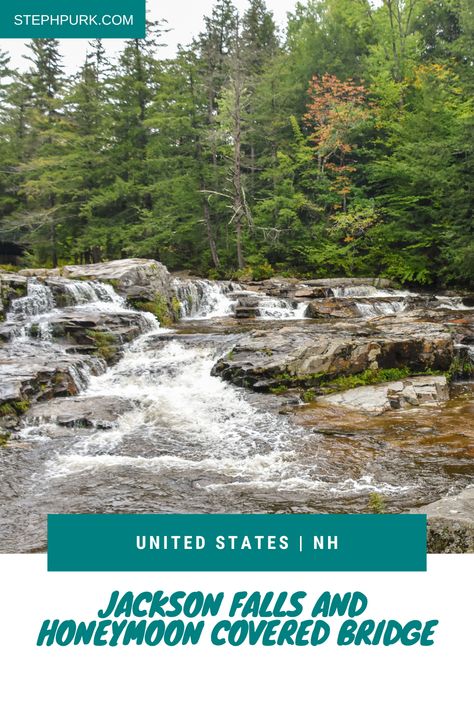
(415, 488, 474, 553)
(0, 259, 175, 441)
(18, 258, 178, 324)
(212, 317, 460, 393)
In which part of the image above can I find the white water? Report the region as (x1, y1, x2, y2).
(3, 276, 154, 393)
(435, 295, 474, 311)
(9, 279, 55, 320)
(61, 280, 126, 307)
(172, 278, 238, 319)
(21, 322, 411, 500)
(257, 297, 308, 319)
(331, 285, 399, 298)
(5, 273, 470, 508)
(355, 300, 406, 317)
(173, 278, 308, 320)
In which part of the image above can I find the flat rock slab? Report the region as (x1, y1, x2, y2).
(415, 488, 474, 553)
(319, 376, 449, 415)
(27, 396, 133, 429)
(213, 319, 454, 391)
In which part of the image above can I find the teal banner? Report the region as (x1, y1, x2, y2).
(1, 1, 145, 38)
(47, 514, 427, 572)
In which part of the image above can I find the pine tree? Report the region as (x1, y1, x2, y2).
(14, 40, 71, 266)
(83, 24, 163, 259)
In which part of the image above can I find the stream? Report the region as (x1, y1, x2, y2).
(0, 276, 473, 551)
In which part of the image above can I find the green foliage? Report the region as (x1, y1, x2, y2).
(368, 493, 386, 514)
(0, 264, 21, 272)
(447, 355, 473, 381)
(0, 433, 11, 447)
(0, 399, 30, 416)
(271, 366, 444, 396)
(0, 1, 471, 287)
(270, 384, 289, 395)
(131, 294, 173, 326)
(84, 329, 118, 361)
(321, 368, 413, 393)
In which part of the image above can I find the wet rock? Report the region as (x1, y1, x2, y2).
(294, 287, 329, 299)
(233, 293, 260, 319)
(212, 320, 455, 391)
(45, 309, 153, 362)
(62, 258, 172, 304)
(235, 306, 260, 319)
(27, 396, 132, 429)
(23, 259, 177, 322)
(415, 488, 474, 553)
(18, 268, 61, 278)
(0, 353, 102, 435)
(0, 273, 28, 318)
(305, 298, 361, 319)
(318, 376, 449, 415)
(305, 296, 409, 319)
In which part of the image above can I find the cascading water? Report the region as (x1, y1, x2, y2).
(25, 328, 412, 505)
(435, 295, 474, 311)
(331, 285, 399, 298)
(60, 279, 126, 307)
(173, 278, 238, 319)
(2, 275, 154, 393)
(2, 271, 473, 553)
(328, 285, 408, 318)
(173, 278, 309, 320)
(355, 301, 406, 317)
(9, 279, 55, 320)
(257, 297, 308, 320)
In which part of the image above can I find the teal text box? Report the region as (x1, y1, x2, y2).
(1, 1, 145, 38)
(47, 514, 427, 572)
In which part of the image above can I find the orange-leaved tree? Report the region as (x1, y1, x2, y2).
(303, 74, 371, 212)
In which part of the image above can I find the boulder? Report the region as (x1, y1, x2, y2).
(318, 375, 449, 415)
(62, 258, 171, 300)
(26, 396, 132, 429)
(305, 298, 361, 319)
(415, 488, 474, 553)
(233, 293, 261, 319)
(44, 308, 153, 362)
(294, 287, 329, 299)
(235, 306, 260, 319)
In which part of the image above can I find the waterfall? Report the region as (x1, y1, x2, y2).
(435, 295, 473, 311)
(28, 332, 410, 506)
(331, 285, 397, 298)
(258, 297, 308, 320)
(355, 301, 406, 317)
(173, 278, 237, 319)
(9, 279, 55, 319)
(61, 280, 126, 307)
(173, 279, 309, 320)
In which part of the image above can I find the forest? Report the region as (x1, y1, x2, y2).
(0, 0, 472, 287)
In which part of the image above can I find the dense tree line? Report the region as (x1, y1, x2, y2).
(0, 0, 472, 287)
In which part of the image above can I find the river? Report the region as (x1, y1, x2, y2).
(0, 276, 473, 551)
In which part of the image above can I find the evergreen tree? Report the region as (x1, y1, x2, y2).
(0, 0, 471, 287)
(14, 40, 69, 266)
